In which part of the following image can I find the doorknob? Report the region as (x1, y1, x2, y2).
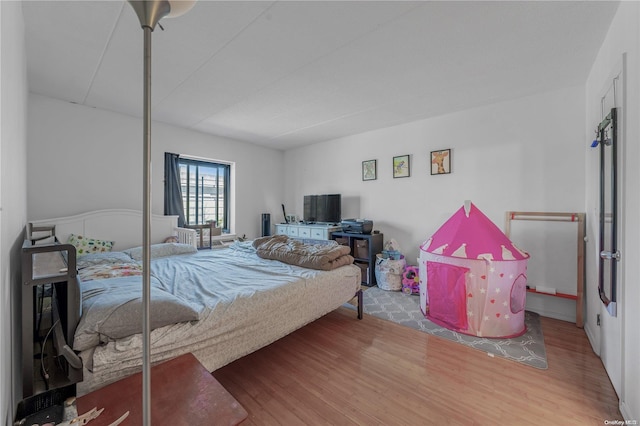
(600, 250, 621, 260)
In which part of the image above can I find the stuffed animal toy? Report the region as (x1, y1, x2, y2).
(402, 266, 419, 295)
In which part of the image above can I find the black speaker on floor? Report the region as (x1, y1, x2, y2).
(261, 213, 271, 237)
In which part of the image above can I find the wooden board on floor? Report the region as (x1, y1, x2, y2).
(77, 353, 247, 426)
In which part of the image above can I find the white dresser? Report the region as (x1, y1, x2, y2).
(274, 223, 342, 240)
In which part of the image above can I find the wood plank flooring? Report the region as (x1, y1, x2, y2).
(213, 307, 621, 425)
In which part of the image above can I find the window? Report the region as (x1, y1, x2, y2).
(178, 158, 230, 232)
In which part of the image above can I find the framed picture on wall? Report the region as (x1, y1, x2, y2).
(393, 155, 410, 178)
(362, 159, 377, 181)
(431, 149, 451, 175)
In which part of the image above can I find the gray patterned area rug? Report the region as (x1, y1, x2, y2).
(362, 286, 548, 369)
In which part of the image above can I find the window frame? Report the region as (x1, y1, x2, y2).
(178, 157, 231, 233)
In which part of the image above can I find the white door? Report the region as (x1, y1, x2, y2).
(595, 67, 623, 396)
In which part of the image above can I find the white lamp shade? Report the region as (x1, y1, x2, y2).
(167, 0, 196, 17)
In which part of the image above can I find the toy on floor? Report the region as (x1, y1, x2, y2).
(402, 266, 419, 295)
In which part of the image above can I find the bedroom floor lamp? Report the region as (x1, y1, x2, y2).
(126, 1, 194, 424)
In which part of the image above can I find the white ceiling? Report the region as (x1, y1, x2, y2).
(23, 1, 619, 150)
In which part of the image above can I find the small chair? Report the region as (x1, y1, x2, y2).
(185, 222, 222, 249)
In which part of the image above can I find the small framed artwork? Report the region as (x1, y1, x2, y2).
(362, 159, 377, 181)
(431, 149, 451, 175)
(393, 155, 410, 178)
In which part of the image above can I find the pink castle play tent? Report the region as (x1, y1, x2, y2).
(418, 201, 529, 338)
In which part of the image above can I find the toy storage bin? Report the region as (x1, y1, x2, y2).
(375, 254, 406, 291)
(355, 240, 369, 259)
(334, 237, 349, 246)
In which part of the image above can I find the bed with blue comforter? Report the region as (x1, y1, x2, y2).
(73, 240, 361, 395)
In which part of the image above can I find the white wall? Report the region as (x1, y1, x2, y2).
(1, 1, 29, 423)
(27, 94, 285, 240)
(285, 86, 586, 322)
(585, 1, 640, 421)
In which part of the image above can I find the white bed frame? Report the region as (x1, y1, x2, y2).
(29, 209, 197, 251)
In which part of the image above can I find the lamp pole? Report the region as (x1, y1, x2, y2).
(127, 2, 194, 424)
(141, 22, 153, 426)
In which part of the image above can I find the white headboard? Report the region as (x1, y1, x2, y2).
(29, 209, 188, 251)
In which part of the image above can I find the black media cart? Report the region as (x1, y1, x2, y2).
(331, 232, 383, 286)
(19, 240, 82, 407)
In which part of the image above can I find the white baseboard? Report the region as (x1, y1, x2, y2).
(583, 322, 600, 356)
(620, 400, 635, 422)
(525, 295, 576, 324)
(527, 307, 575, 323)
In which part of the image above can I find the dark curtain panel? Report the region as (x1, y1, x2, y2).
(164, 152, 186, 227)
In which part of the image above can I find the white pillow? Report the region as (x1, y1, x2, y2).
(73, 276, 200, 351)
(124, 243, 198, 261)
(76, 252, 136, 269)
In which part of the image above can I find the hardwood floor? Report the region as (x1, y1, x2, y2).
(213, 307, 621, 425)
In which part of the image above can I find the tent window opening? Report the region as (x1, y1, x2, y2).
(510, 274, 527, 314)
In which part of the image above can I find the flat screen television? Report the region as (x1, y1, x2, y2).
(303, 194, 341, 224)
